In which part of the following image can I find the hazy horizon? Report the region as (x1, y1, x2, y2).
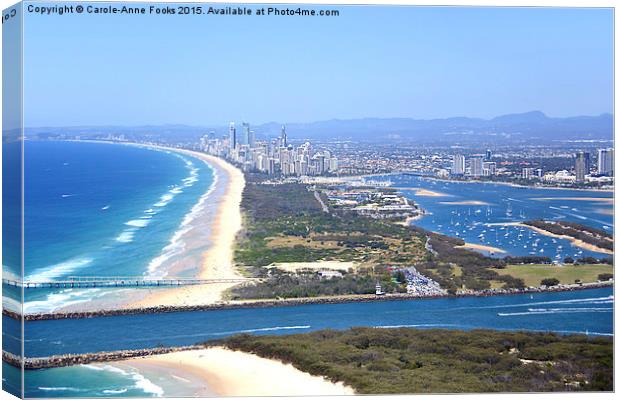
(18, 109, 614, 130)
(17, 4, 614, 127)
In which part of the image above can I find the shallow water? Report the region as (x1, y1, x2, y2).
(385, 174, 613, 260)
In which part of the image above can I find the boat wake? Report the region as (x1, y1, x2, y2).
(498, 307, 612, 317)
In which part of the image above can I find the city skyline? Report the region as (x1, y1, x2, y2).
(21, 5, 613, 127)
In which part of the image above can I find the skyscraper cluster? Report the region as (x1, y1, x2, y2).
(597, 148, 614, 176)
(574, 148, 613, 183)
(451, 154, 496, 177)
(201, 122, 339, 176)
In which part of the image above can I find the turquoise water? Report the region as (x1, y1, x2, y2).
(385, 174, 613, 260)
(4, 141, 219, 397)
(16, 141, 215, 313)
(7, 286, 613, 397)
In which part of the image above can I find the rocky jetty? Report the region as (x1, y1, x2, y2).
(2, 345, 203, 369)
(4, 280, 612, 321)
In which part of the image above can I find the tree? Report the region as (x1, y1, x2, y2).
(540, 278, 560, 287)
(563, 257, 574, 264)
(394, 270, 407, 284)
(597, 273, 613, 282)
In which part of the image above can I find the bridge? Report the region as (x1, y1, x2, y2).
(2, 276, 255, 289)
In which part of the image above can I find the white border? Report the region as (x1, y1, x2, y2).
(0, 1, 616, 400)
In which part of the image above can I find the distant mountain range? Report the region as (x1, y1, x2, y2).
(252, 111, 613, 142)
(23, 111, 613, 143)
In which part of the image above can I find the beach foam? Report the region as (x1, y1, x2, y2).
(125, 219, 151, 228)
(26, 257, 94, 282)
(38, 387, 86, 393)
(24, 288, 104, 313)
(81, 364, 164, 397)
(145, 161, 218, 277)
(116, 230, 136, 243)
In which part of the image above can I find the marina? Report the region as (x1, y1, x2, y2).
(382, 175, 613, 260)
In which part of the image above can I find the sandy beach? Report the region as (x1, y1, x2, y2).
(457, 242, 506, 254)
(396, 212, 425, 226)
(399, 187, 450, 197)
(499, 222, 612, 255)
(118, 347, 354, 396)
(127, 149, 246, 308)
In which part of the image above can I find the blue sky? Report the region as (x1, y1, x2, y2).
(22, 3, 613, 126)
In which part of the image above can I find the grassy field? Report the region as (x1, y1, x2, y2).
(501, 264, 613, 287)
(218, 327, 612, 393)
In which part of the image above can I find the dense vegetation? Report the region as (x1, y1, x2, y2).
(233, 175, 613, 298)
(406, 227, 528, 292)
(233, 175, 426, 282)
(229, 267, 404, 300)
(217, 327, 612, 393)
(525, 220, 613, 251)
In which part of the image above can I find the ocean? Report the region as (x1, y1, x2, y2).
(12, 141, 216, 313)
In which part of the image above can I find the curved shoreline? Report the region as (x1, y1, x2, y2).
(41, 141, 247, 313)
(6, 281, 612, 321)
(4, 346, 355, 396)
(124, 148, 246, 309)
(500, 222, 613, 255)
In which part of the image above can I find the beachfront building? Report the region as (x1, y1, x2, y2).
(469, 156, 484, 177)
(575, 151, 588, 182)
(598, 148, 614, 176)
(522, 167, 535, 179)
(451, 154, 465, 175)
(228, 122, 237, 149)
(204, 122, 339, 177)
(483, 161, 496, 176)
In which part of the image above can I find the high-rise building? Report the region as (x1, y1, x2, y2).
(329, 157, 338, 172)
(451, 154, 465, 175)
(522, 167, 534, 179)
(228, 122, 237, 149)
(249, 130, 255, 147)
(575, 152, 587, 182)
(598, 148, 614, 176)
(485, 149, 492, 161)
(281, 125, 287, 147)
(469, 156, 484, 177)
(241, 122, 250, 146)
(483, 161, 496, 176)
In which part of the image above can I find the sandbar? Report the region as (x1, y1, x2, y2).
(439, 200, 490, 206)
(457, 243, 506, 254)
(498, 222, 612, 255)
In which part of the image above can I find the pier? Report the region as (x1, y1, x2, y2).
(2, 276, 254, 289)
